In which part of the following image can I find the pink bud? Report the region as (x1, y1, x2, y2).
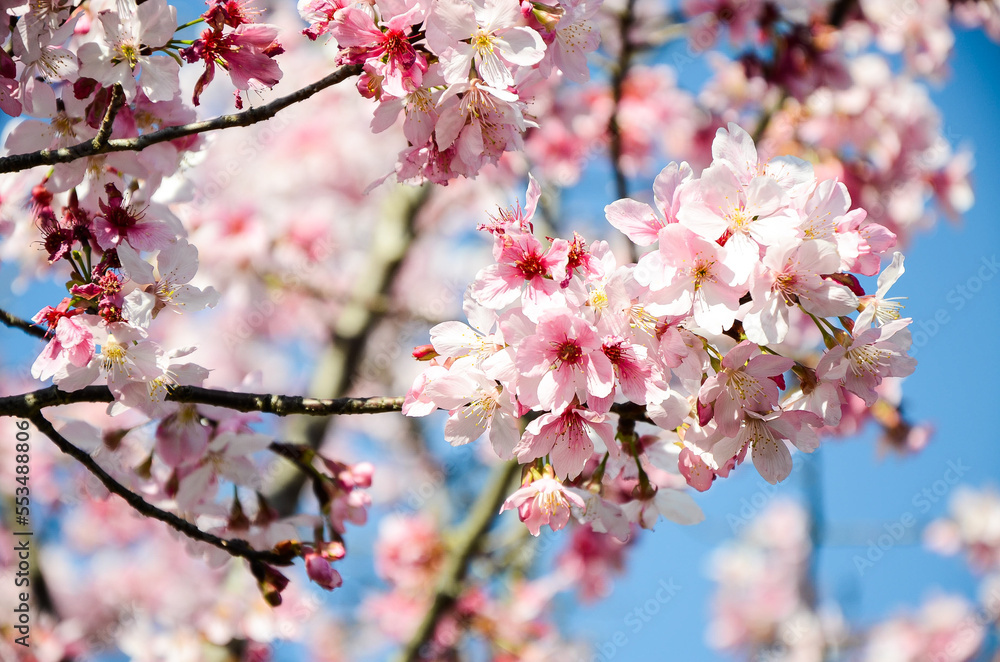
(412, 344, 439, 361)
(305, 553, 343, 591)
(322, 540, 346, 560)
(351, 462, 374, 488)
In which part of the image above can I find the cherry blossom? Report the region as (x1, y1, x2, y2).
(77, 0, 180, 102)
(500, 471, 587, 536)
(816, 318, 917, 406)
(426, 0, 545, 89)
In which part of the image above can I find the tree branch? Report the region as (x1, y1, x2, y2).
(27, 411, 291, 566)
(0, 64, 364, 175)
(395, 460, 521, 662)
(0, 384, 653, 423)
(92, 84, 125, 150)
(607, 0, 638, 205)
(0, 384, 406, 419)
(0, 306, 48, 339)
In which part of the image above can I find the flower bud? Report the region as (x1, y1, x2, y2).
(412, 344, 439, 361)
(305, 552, 343, 591)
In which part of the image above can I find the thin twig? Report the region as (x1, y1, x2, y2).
(92, 84, 125, 150)
(607, 0, 639, 263)
(0, 306, 48, 339)
(0, 64, 363, 175)
(607, 0, 638, 203)
(828, 0, 859, 27)
(27, 411, 291, 566)
(395, 460, 521, 662)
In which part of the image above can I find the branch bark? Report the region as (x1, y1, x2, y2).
(0, 306, 48, 339)
(607, 0, 638, 204)
(0, 64, 363, 174)
(0, 384, 652, 423)
(0, 384, 405, 419)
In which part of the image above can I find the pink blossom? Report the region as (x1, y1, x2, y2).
(743, 239, 859, 344)
(181, 22, 284, 106)
(542, 0, 600, 83)
(175, 431, 272, 508)
(76, 0, 180, 102)
(677, 162, 799, 278)
(621, 486, 704, 528)
(514, 309, 613, 413)
(118, 240, 220, 328)
(856, 251, 906, 329)
(711, 409, 821, 484)
(155, 404, 212, 468)
(93, 183, 174, 252)
(332, 6, 428, 97)
(513, 405, 615, 479)
(426, 0, 545, 89)
(816, 318, 917, 406)
(422, 366, 520, 457)
(471, 228, 569, 312)
(600, 336, 657, 405)
(711, 122, 815, 198)
(634, 223, 745, 334)
(305, 552, 344, 591)
(298, 0, 351, 40)
(603, 162, 692, 246)
(500, 475, 586, 536)
(51, 323, 161, 403)
(835, 208, 897, 276)
(678, 446, 715, 492)
(372, 80, 443, 146)
(434, 79, 531, 176)
(30, 312, 95, 382)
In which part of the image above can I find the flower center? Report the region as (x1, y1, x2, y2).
(728, 370, 764, 404)
(102, 336, 130, 376)
(515, 252, 546, 279)
(554, 340, 583, 366)
(847, 343, 889, 377)
(472, 29, 496, 55)
(691, 256, 717, 290)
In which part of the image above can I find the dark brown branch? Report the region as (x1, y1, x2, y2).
(27, 411, 290, 566)
(607, 0, 638, 205)
(1, 384, 653, 423)
(828, 0, 859, 27)
(396, 460, 521, 662)
(0, 384, 405, 419)
(0, 64, 363, 175)
(92, 84, 125, 150)
(0, 306, 48, 339)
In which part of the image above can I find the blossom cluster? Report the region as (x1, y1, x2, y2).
(0, 0, 284, 120)
(16, 119, 373, 604)
(405, 122, 918, 538)
(298, 0, 601, 184)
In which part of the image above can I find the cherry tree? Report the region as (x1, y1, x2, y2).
(0, 0, 995, 658)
